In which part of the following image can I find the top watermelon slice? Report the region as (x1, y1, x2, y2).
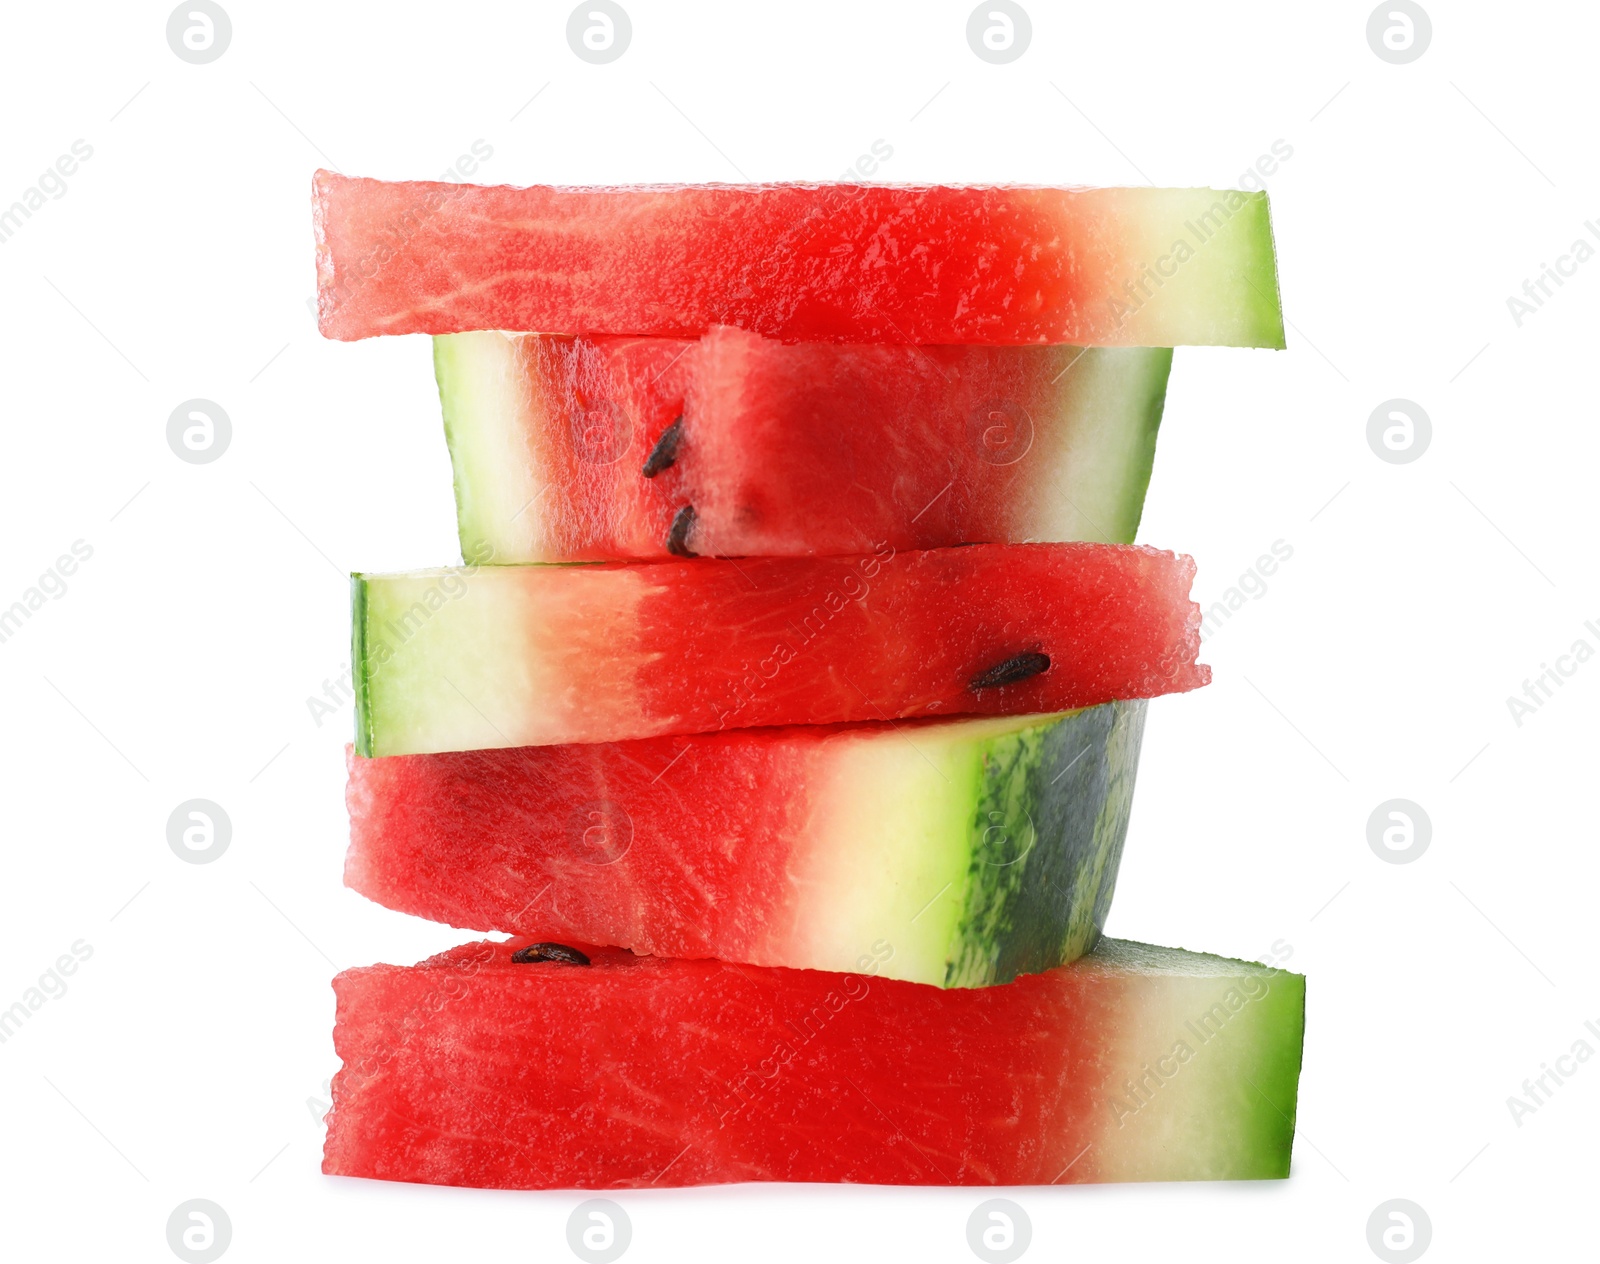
(314, 173, 1284, 347)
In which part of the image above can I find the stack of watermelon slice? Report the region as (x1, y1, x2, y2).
(314, 174, 1305, 1190)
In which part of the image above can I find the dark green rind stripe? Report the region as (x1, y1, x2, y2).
(351, 574, 375, 758)
(944, 700, 1146, 988)
(1083, 701, 1145, 942)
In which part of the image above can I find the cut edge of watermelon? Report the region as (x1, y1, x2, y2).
(312, 173, 1288, 347)
(431, 332, 1178, 562)
(1011, 344, 1173, 545)
(320, 935, 1305, 1188)
(1120, 188, 1286, 350)
(350, 546, 1209, 755)
(1078, 938, 1305, 1182)
(350, 573, 374, 758)
(342, 701, 1147, 987)
(435, 332, 540, 565)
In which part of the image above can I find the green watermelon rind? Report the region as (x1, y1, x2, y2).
(346, 702, 1150, 989)
(322, 934, 1305, 1186)
(435, 332, 518, 568)
(351, 573, 374, 758)
(1054, 348, 1172, 546)
(1127, 189, 1285, 350)
(1250, 191, 1288, 351)
(1077, 939, 1305, 1181)
(944, 700, 1146, 987)
(432, 333, 1179, 563)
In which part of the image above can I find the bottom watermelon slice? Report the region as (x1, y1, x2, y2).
(322, 937, 1304, 1188)
(346, 702, 1145, 988)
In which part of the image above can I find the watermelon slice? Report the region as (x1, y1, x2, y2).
(352, 542, 1206, 755)
(314, 173, 1285, 347)
(347, 701, 1143, 988)
(322, 936, 1304, 1188)
(438, 328, 1173, 562)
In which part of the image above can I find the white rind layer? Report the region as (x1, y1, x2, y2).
(1012, 347, 1168, 545)
(1085, 941, 1303, 1182)
(437, 332, 544, 563)
(359, 566, 658, 755)
(771, 714, 1049, 985)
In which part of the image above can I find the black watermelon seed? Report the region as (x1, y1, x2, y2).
(666, 504, 698, 557)
(511, 943, 591, 966)
(641, 415, 684, 478)
(969, 652, 1051, 691)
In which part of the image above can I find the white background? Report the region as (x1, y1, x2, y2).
(0, 1, 1594, 1260)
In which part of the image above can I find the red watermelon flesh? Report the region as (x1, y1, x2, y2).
(354, 542, 1208, 756)
(439, 327, 1172, 562)
(321, 937, 1305, 1188)
(313, 173, 1285, 347)
(344, 702, 1147, 988)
